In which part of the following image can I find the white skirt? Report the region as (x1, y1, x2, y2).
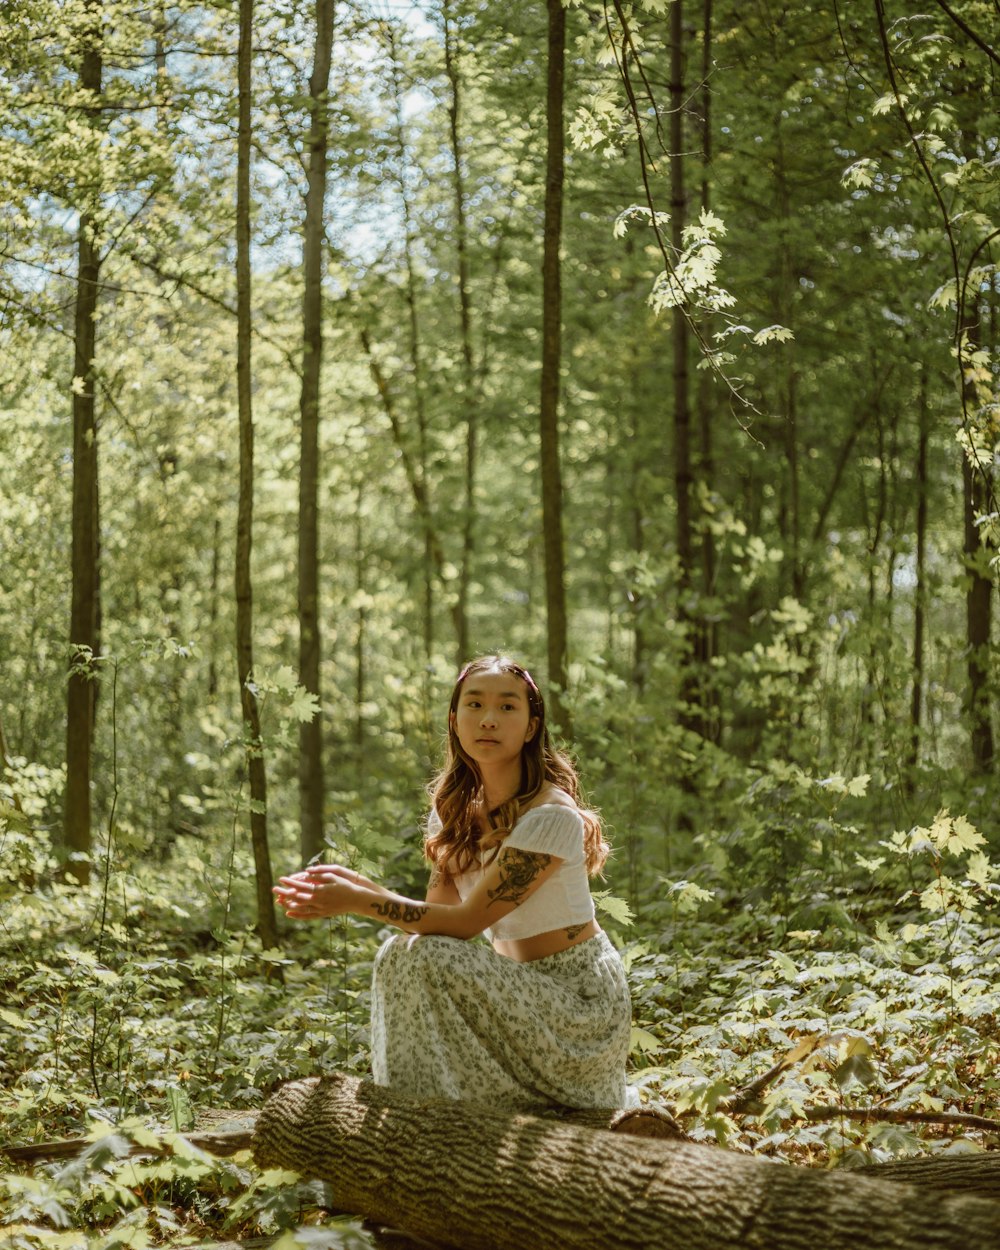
(370, 930, 631, 1110)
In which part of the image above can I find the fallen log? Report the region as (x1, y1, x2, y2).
(1, 1124, 258, 1165)
(252, 1075, 1000, 1250)
(855, 1151, 1000, 1198)
(0, 1104, 681, 1167)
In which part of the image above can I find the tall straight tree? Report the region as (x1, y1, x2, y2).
(961, 313, 995, 773)
(63, 3, 103, 883)
(539, 0, 570, 732)
(297, 0, 335, 865)
(669, 0, 703, 742)
(442, 0, 476, 665)
(696, 0, 720, 744)
(907, 363, 930, 776)
(235, 0, 278, 946)
(386, 21, 436, 662)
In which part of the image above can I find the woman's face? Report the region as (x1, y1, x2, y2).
(451, 669, 538, 769)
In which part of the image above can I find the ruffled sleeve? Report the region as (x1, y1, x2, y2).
(503, 805, 585, 861)
(426, 808, 443, 835)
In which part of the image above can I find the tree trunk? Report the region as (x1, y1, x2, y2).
(772, 111, 801, 601)
(297, 0, 335, 866)
(387, 20, 435, 663)
(960, 313, 995, 774)
(696, 0, 719, 745)
(907, 364, 929, 776)
(963, 454, 995, 772)
(63, 8, 103, 884)
(539, 0, 570, 734)
(235, 0, 278, 948)
(253, 1075, 1000, 1250)
(442, 0, 476, 666)
(670, 0, 695, 671)
(669, 0, 708, 797)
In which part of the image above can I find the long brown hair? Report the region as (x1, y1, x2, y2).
(425, 655, 609, 877)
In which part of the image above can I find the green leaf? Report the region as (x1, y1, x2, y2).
(0, 1006, 33, 1031)
(289, 688, 321, 724)
(593, 890, 635, 926)
(630, 1026, 660, 1054)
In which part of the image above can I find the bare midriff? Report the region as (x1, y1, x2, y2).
(492, 918, 601, 963)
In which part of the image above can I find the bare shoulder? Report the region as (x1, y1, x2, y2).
(525, 785, 578, 812)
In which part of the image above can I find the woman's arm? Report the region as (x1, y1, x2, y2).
(426, 862, 461, 906)
(274, 844, 559, 939)
(301, 864, 392, 897)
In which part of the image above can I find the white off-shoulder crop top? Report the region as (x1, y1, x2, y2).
(429, 803, 596, 941)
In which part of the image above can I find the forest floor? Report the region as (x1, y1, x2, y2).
(2, 824, 1000, 1249)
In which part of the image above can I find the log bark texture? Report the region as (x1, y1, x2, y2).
(252, 1075, 1000, 1250)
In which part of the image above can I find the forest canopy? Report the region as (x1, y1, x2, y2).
(1, 0, 998, 1245)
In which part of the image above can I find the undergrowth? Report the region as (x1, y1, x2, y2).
(1, 772, 998, 1249)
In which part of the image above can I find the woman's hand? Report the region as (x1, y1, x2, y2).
(273, 865, 363, 920)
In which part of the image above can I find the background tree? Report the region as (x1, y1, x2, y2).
(63, 2, 104, 882)
(236, 0, 278, 947)
(297, 0, 336, 865)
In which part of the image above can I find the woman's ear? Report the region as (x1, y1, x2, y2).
(525, 716, 540, 743)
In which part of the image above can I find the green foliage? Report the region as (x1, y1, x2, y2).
(1, 0, 999, 1242)
(626, 803, 1000, 1160)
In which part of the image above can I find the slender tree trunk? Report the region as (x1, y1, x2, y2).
(863, 384, 887, 736)
(208, 513, 221, 699)
(540, 0, 570, 732)
(670, 0, 704, 747)
(697, 0, 719, 744)
(670, 0, 692, 606)
(960, 310, 995, 773)
(907, 364, 929, 776)
(772, 112, 801, 600)
(235, 0, 278, 947)
(297, 0, 335, 866)
(387, 22, 435, 663)
(442, 0, 476, 665)
(63, 10, 103, 883)
(354, 479, 366, 782)
(963, 457, 995, 771)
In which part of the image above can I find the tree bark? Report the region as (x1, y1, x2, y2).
(907, 363, 930, 776)
(670, 0, 694, 654)
(386, 20, 435, 663)
(539, 0, 570, 734)
(442, 0, 476, 666)
(235, 0, 278, 948)
(63, 6, 103, 884)
(297, 0, 335, 866)
(252, 1075, 1000, 1250)
(695, 0, 719, 745)
(963, 448, 995, 772)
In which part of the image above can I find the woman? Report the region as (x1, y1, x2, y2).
(274, 655, 632, 1111)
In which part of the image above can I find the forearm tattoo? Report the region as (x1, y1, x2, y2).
(488, 849, 552, 908)
(371, 899, 429, 924)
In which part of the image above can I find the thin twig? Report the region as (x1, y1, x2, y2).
(805, 1105, 1000, 1133)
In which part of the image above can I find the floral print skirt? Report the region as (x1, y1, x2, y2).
(370, 930, 631, 1110)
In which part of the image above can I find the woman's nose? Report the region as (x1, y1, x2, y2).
(479, 709, 497, 726)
